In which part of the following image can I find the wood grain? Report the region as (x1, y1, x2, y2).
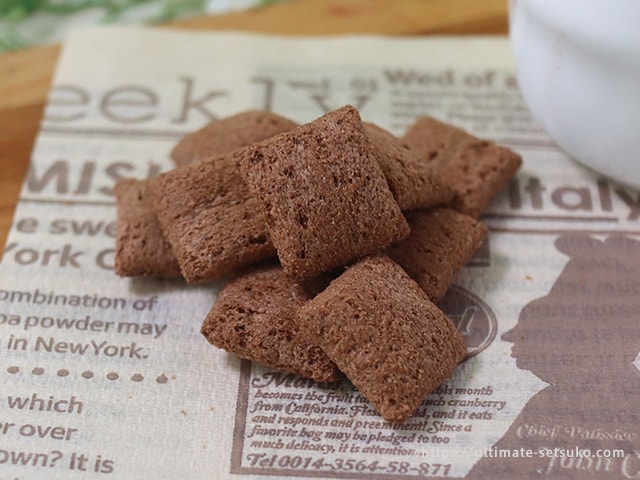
(0, 0, 508, 255)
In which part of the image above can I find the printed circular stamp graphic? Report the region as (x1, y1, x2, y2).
(438, 285, 497, 358)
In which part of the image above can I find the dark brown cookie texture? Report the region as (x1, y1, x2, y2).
(298, 255, 467, 422)
(402, 116, 522, 218)
(147, 152, 276, 284)
(237, 105, 410, 281)
(201, 261, 341, 383)
(113, 179, 181, 278)
(388, 208, 488, 302)
(171, 110, 298, 167)
(363, 122, 454, 211)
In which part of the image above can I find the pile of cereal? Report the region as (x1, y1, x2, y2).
(113, 106, 521, 422)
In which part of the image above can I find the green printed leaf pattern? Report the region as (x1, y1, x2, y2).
(0, 0, 286, 51)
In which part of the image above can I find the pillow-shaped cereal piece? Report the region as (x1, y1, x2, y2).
(363, 122, 453, 211)
(403, 116, 521, 218)
(237, 105, 409, 281)
(202, 261, 340, 382)
(171, 110, 298, 166)
(148, 153, 276, 283)
(388, 208, 488, 302)
(298, 255, 467, 422)
(114, 179, 181, 278)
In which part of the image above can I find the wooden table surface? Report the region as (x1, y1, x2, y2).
(0, 0, 509, 255)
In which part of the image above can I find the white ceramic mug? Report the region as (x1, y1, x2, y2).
(509, 0, 640, 189)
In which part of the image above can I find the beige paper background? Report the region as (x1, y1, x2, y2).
(1, 27, 638, 479)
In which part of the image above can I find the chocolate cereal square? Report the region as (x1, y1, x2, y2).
(403, 116, 521, 218)
(363, 122, 453, 211)
(113, 179, 181, 278)
(237, 105, 410, 280)
(298, 255, 467, 422)
(171, 110, 298, 167)
(388, 208, 488, 302)
(148, 153, 276, 283)
(201, 261, 340, 382)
